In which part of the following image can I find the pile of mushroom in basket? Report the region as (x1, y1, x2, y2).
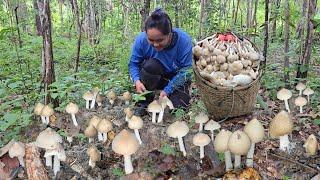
(193, 32, 263, 87)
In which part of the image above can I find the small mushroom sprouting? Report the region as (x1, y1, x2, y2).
(87, 146, 101, 168)
(84, 125, 98, 143)
(214, 129, 233, 171)
(96, 94, 104, 107)
(269, 110, 293, 152)
(83, 91, 94, 109)
(34, 102, 45, 124)
(107, 90, 117, 105)
(8, 141, 25, 167)
(91, 87, 100, 109)
(96, 118, 113, 142)
(88, 116, 102, 140)
(123, 91, 132, 105)
(44, 142, 66, 176)
(303, 134, 318, 156)
(294, 96, 307, 113)
(296, 82, 306, 96)
(112, 129, 139, 174)
(277, 88, 292, 113)
(195, 112, 209, 132)
(41, 105, 54, 125)
(204, 120, 221, 141)
(147, 100, 163, 123)
(303, 87, 314, 103)
(243, 118, 265, 167)
(167, 121, 189, 156)
(65, 103, 79, 126)
(128, 115, 143, 144)
(228, 130, 251, 169)
(124, 107, 133, 122)
(193, 133, 211, 160)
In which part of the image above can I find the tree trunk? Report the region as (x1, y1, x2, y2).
(140, 0, 151, 31)
(38, 0, 57, 106)
(234, 0, 240, 24)
(296, 0, 307, 38)
(25, 143, 49, 180)
(14, 6, 22, 48)
(174, 0, 179, 28)
(262, 0, 269, 69)
(198, 0, 206, 39)
(121, 0, 130, 37)
(296, 0, 316, 79)
(271, 0, 281, 42)
(34, 0, 42, 36)
(246, 0, 253, 35)
(70, 0, 82, 74)
(58, 0, 64, 26)
(283, 0, 290, 86)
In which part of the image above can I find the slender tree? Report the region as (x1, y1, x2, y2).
(262, 0, 269, 69)
(140, 0, 150, 31)
(283, 0, 290, 86)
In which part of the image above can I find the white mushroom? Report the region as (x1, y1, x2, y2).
(277, 88, 292, 113)
(228, 130, 251, 169)
(96, 118, 113, 142)
(107, 90, 117, 105)
(123, 91, 132, 105)
(128, 115, 143, 144)
(214, 129, 233, 171)
(83, 91, 94, 109)
(44, 143, 66, 176)
(167, 121, 189, 156)
(8, 141, 25, 167)
(296, 82, 306, 96)
(303, 87, 314, 103)
(65, 102, 79, 126)
(91, 87, 100, 109)
(193, 133, 211, 160)
(195, 112, 209, 132)
(204, 120, 221, 141)
(87, 146, 101, 168)
(34, 103, 45, 124)
(112, 130, 139, 174)
(243, 118, 265, 167)
(84, 125, 98, 143)
(124, 107, 133, 122)
(303, 134, 318, 156)
(269, 110, 293, 152)
(41, 105, 54, 125)
(147, 100, 163, 123)
(295, 97, 307, 113)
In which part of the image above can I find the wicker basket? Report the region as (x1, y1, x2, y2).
(193, 63, 261, 120)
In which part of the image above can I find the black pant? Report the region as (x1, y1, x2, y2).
(139, 58, 191, 108)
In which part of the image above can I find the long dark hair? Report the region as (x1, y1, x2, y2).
(144, 8, 172, 35)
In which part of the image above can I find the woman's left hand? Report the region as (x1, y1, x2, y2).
(160, 91, 167, 98)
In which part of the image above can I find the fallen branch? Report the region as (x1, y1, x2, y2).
(25, 143, 49, 180)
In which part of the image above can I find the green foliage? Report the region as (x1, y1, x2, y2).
(160, 143, 176, 156)
(217, 152, 225, 162)
(313, 119, 320, 126)
(111, 167, 125, 177)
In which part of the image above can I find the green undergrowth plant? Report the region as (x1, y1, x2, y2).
(160, 143, 176, 156)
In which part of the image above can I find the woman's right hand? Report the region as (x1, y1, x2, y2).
(135, 80, 146, 93)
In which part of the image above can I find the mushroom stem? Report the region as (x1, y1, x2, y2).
(299, 106, 303, 114)
(200, 146, 205, 159)
(102, 133, 107, 142)
(90, 99, 96, 109)
(98, 132, 103, 141)
(53, 155, 60, 176)
(45, 155, 52, 167)
(45, 116, 50, 125)
(125, 115, 129, 122)
(284, 100, 290, 113)
(199, 123, 203, 132)
(299, 90, 302, 96)
(125, 101, 129, 105)
(279, 134, 290, 151)
(134, 129, 142, 145)
(67, 136, 73, 143)
(89, 157, 95, 168)
(234, 155, 241, 169)
(89, 138, 93, 143)
(71, 114, 78, 126)
(307, 95, 310, 103)
(225, 151, 233, 171)
(123, 155, 133, 174)
(177, 136, 187, 156)
(109, 100, 114, 105)
(41, 116, 46, 124)
(246, 143, 255, 167)
(151, 112, 156, 123)
(18, 156, 25, 167)
(210, 131, 214, 142)
(157, 110, 164, 123)
(85, 100, 90, 109)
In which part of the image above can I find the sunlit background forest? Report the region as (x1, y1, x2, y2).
(0, 0, 320, 179)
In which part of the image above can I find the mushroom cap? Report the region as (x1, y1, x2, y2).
(303, 87, 314, 96)
(244, 118, 265, 143)
(8, 142, 25, 158)
(195, 112, 209, 124)
(34, 103, 44, 116)
(122, 91, 132, 101)
(128, 115, 143, 129)
(65, 102, 79, 114)
(159, 97, 174, 109)
(204, 120, 221, 131)
(96, 118, 113, 133)
(214, 129, 232, 153)
(44, 143, 66, 161)
(124, 107, 133, 119)
(304, 134, 318, 155)
(88, 116, 101, 128)
(147, 100, 162, 113)
(36, 128, 62, 149)
(227, 130, 251, 155)
(84, 125, 98, 138)
(277, 88, 292, 101)
(193, 133, 211, 147)
(96, 94, 104, 103)
(296, 82, 306, 92)
(112, 129, 139, 156)
(87, 146, 101, 161)
(295, 97, 307, 107)
(41, 105, 54, 117)
(166, 121, 189, 138)
(269, 110, 293, 138)
(83, 91, 94, 100)
(107, 90, 117, 100)
(92, 87, 100, 96)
